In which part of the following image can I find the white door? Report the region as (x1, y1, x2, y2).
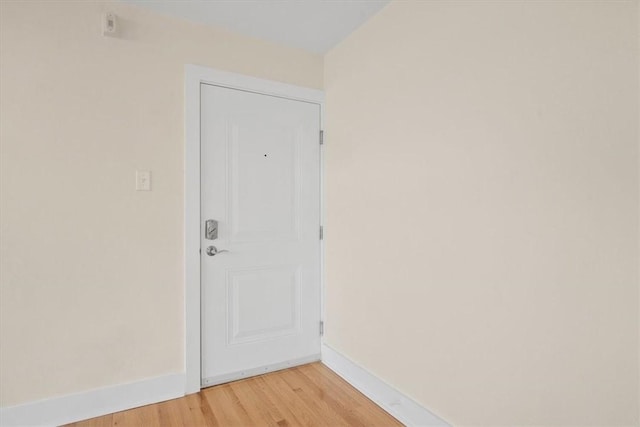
(200, 83, 322, 387)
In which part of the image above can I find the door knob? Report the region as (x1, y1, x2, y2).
(206, 245, 229, 256)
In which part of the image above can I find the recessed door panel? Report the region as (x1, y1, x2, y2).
(227, 123, 301, 243)
(228, 265, 301, 345)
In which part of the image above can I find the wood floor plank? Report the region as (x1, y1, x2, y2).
(185, 391, 221, 426)
(246, 375, 295, 426)
(201, 385, 242, 426)
(297, 364, 363, 407)
(258, 371, 319, 427)
(258, 371, 336, 427)
(304, 363, 401, 426)
(157, 397, 187, 427)
(228, 379, 281, 426)
(67, 413, 113, 427)
(65, 363, 402, 427)
(279, 367, 367, 427)
(203, 383, 257, 426)
(113, 402, 161, 427)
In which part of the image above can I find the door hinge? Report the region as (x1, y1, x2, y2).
(320, 321, 324, 337)
(319, 130, 324, 145)
(320, 225, 324, 240)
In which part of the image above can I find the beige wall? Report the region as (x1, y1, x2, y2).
(324, 1, 639, 426)
(0, 0, 322, 407)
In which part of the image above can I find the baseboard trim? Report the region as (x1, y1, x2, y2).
(0, 373, 185, 427)
(321, 344, 450, 427)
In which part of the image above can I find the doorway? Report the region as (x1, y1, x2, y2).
(185, 66, 324, 392)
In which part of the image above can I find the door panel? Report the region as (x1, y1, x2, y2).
(200, 84, 321, 387)
(228, 121, 301, 243)
(227, 265, 301, 344)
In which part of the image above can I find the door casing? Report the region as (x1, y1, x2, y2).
(184, 64, 325, 394)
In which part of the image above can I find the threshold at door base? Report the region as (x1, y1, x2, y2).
(201, 353, 321, 388)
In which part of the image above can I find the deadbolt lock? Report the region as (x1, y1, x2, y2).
(205, 219, 218, 240)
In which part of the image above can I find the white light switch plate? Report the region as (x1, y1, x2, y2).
(136, 170, 151, 191)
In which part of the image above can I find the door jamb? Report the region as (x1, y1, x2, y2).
(184, 64, 325, 394)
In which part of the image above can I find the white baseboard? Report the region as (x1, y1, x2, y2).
(321, 344, 450, 427)
(0, 373, 185, 427)
(2, 349, 448, 426)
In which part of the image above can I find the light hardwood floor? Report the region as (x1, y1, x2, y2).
(65, 362, 402, 427)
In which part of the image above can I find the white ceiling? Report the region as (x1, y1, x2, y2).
(122, 0, 390, 54)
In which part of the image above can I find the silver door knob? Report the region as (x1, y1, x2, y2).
(206, 245, 229, 256)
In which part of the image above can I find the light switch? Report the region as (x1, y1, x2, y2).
(136, 170, 151, 191)
(103, 13, 118, 37)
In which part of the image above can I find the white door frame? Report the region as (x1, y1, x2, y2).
(184, 64, 325, 394)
